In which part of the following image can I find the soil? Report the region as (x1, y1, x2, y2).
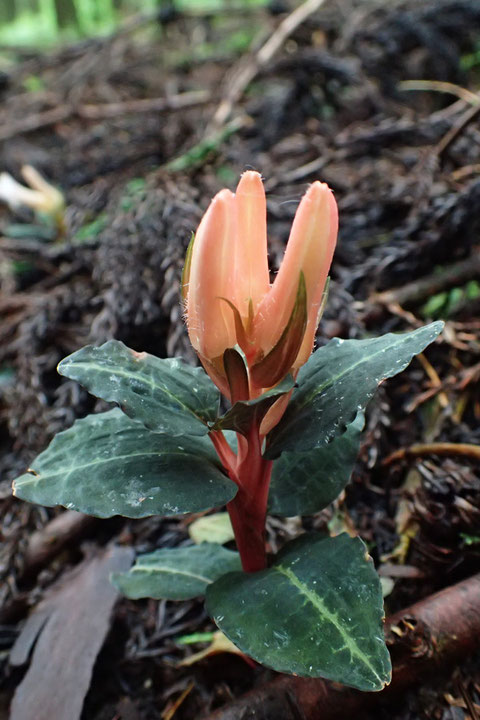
(1, 1, 480, 718)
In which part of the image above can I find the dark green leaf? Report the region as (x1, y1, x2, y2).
(58, 341, 219, 436)
(13, 409, 236, 518)
(266, 322, 443, 458)
(211, 375, 294, 435)
(206, 533, 391, 690)
(269, 412, 364, 516)
(112, 544, 241, 600)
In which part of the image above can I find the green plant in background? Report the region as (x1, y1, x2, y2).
(0, 0, 267, 47)
(13, 172, 444, 690)
(421, 280, 480, 319)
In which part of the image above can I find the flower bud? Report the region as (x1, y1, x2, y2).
(184, 173, 337, 426)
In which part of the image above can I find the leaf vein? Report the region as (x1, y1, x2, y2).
(64, 360, 209, 422)
(133, 566, 212, 584)
(275, 564, 383, 684)
(300, 334, 424, 408)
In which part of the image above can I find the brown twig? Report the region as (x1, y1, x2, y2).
(382, 442, 480, 466)
(370, 253, 480, 309)
(436, 102, 480, 160)
(208, 0, 327, 133)
(0, 91, 210, 142)
(77, 89, 210, 120)
(0, 106, 72, 142)
(398, 80, 480, 107)
(201, 574, 480, 720)
(416, 353, 449, 409)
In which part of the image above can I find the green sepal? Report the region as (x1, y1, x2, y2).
(206, 532, 392, 690)
(223, 348, 249, 403)
(58, 340, 220, 437)
(13, 409, 237, 518)
(218, 297, 249, 352)
(181, 231, 195, 303)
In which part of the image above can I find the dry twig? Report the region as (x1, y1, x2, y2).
(370, 253, 480, 310)
(0, 91, 210, 142)
(208, 0, 327, 133)
(383, 442, 480, 466)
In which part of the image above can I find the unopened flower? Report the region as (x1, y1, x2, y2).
(184, 171, 337, 411)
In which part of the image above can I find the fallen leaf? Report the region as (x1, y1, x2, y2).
(10, 545, 133, 720)
(177, 630, 253, 667)
(188, 512, 234, 545)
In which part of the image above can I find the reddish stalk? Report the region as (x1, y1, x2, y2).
(209, 430, 237, 473)
(229, 423, 273, 572)
(211, 424, 272, 573)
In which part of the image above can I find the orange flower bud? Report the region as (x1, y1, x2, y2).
(184, 173, 338, 422)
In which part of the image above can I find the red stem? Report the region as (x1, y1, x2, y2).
(210, 424, 272, 572)
(227, 424, 272, 572)
(210, 430, 237, 473)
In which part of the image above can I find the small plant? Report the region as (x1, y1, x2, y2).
(13, 172, 443, 690)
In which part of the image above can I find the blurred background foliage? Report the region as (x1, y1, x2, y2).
(0, 0, 265, 47)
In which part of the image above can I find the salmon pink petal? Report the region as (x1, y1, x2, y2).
(253, 182, 337, 360)
(233, 171, 270, 320)
(186, 189, 238, 359)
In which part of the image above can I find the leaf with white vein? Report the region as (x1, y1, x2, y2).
(13, 409, 236, 518)
(266, 322, 443, 458)
(206, 533, 391, 690)
(112, 544, 241, 600)
(58, 340, 220, 436)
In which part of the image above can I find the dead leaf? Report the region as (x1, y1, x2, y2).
(381, 469, 422, 564)
(10, 545, 133, 720)
(178, 630, 253, 668)
(188, 512, 234, 545)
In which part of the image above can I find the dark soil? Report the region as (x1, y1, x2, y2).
(1, 1, 480, 718)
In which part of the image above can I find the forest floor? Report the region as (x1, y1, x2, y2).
(1, 0, 480, 718)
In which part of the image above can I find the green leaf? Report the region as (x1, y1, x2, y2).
(13, 409, 236, 518)
(206, 533, 391, 690)
(58, 341, 220, 437)
(212, 375, 294, 435)
(266, 322, 443, 458)
(269, 412, 364, 516)
(111, 544, 241, 600)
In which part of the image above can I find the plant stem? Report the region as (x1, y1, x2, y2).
(210, 424, 273, 572)
(226, 423, 273, 573)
